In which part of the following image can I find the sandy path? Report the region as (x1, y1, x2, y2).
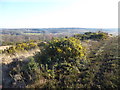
(0, 45, 12, 50)
(0, 48, 40, 64)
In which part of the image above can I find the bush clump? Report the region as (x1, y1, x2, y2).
(2, 42, 37, 54)
(35, 37, 87, 88)
(5, 57, 43, 88)
(74, 31, 109, 40)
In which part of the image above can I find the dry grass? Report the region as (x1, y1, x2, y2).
(26, 79, 47, 88)
(0, 45, 12, 50)
(1, 48, 40, 64)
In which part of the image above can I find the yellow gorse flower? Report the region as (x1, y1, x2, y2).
(57, 48, 62, 53)
(67, 47, 72, 51)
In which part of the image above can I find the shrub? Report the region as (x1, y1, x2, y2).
(2, 42, 38, 54)
(22, 57, 41, 83)
(7, 57, 42, 88)
(35, 37, 87, 88)
(74, 31, 109, 41)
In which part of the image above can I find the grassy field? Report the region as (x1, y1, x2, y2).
(23, 33, 42, 35)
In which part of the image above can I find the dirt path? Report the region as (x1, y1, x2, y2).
(1, 48, 40, 64)
(0, 45, 12, 51)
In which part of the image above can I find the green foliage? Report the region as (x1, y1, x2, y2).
(2, 42, 37, 54)
(7, 57, 42, 88)
(36, 37, 85, 65)
(74, 31, 109, 40)
(87, 36, 119, 89)
(28, 42, 37, 49)
(0, 50, 3, 54)
(22, 57, 41, 82)
(3, 33, 119, 89)
(35, 37, 87, 88)
(1, 41, 14, 46)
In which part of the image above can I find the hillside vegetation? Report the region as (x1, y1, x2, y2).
(1, 31, 119, 89)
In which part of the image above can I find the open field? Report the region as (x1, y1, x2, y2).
(23, 33, 42, 35)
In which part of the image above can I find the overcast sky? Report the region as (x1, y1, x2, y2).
(0, 0, 119, 28)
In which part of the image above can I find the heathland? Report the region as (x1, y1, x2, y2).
(0, 28, 119, 89)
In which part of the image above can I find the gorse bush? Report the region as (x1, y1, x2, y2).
(2, 42, 37, 54)
(74, 31, 109, 40)
(35, 37, 87, 88)
(36, 37, 86, 65)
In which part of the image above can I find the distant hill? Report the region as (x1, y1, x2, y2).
(0, 28, 118, 35)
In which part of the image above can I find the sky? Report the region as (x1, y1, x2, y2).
(0, 0, 119, 28)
